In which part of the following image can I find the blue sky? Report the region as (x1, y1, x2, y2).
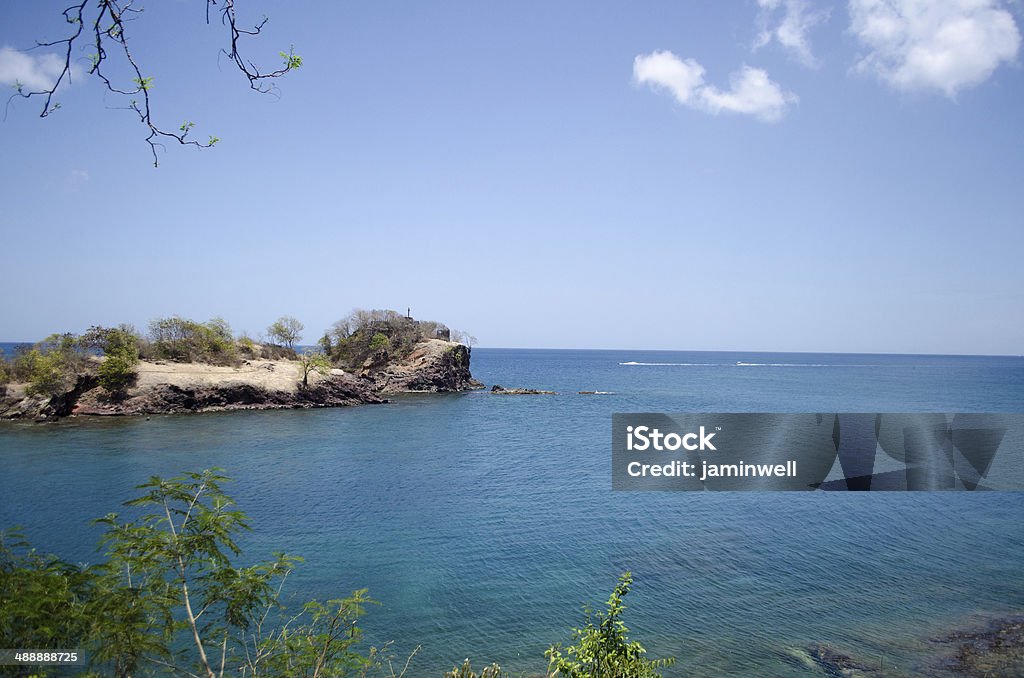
(1, 1, 1022, 354)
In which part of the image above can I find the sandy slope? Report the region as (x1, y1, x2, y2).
(133, 359, 345, 393)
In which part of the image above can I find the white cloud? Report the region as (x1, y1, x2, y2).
(0, 46, 68, 91)
(633, 50, 797, 122)
(755, 0, 828, 67)
(70, 169, 90, 184)
(699, 65, 799, 120)
(632, 50, 707, 105)
(849, 0, 1021, 96)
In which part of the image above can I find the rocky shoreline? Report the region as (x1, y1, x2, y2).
(0, 339, 481, 421)
(779, 615, 1024, 677)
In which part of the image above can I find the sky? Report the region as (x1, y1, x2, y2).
(0, 0, 1022, 354)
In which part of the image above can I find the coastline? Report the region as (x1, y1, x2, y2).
(0, 338, 481, 421)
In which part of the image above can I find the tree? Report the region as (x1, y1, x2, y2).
(0, 529, 97, 658)
(1, 469, 419, 678)
(17, 333, 91, 398)
(10, 1, 302, 166)
(545, 572, 675, 678)
(268, 316, 304, 349)
(82, 325, 141, 394)
(451, 330, 477, 348)
(90, 469, 389, 677)
(297, 351, 332, 388)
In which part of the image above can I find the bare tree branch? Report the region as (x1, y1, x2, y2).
(7, 0, 301, 166)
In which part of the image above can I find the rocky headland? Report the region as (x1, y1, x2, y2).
(1, 340, 479, 420)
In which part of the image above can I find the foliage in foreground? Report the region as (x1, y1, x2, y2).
(0, 470, 406, 678)
(444, 659, 505, 677)
(1, 470, 669, 677)
(545, 572, 675, 678)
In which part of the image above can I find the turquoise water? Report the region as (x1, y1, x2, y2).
(1, 349, 1023, 675)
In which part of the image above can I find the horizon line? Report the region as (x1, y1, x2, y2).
(0, 339, 1018, 360)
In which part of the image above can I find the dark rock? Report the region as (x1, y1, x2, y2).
(489, 384, 557, 395)
(805, 642, 878, 677)
(931, 616, 1024, 677)
(72, 374, 383, 416)
(369, 342, 483, 394)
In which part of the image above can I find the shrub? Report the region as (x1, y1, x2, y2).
(81, 325, 141, 394)
(369, 332, 391, 353)
(10, 335, 92, 398)
(258, 343, 297, 361)
(545, 572, 675, 678)
(445, 659, 505, 677)
(21, 349, 71, 398)
(0, 530, 96, 657)
(98, 352, 138, 393)
(237, 334, 257, 357)
(147, 316, 238, 365)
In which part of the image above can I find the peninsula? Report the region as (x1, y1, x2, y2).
(0, 310, 481, 420)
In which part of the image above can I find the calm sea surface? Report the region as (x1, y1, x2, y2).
(1, 348, 1023, 675)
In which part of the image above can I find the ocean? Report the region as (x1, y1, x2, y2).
(1, 348, 1022, 675)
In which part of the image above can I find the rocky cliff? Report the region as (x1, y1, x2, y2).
(360, 339, 482, 393)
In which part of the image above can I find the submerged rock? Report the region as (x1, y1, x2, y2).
(805, 642, 883, 677)
(931, 616, 1024, 677)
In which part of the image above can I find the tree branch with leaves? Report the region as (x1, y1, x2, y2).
(9, 0, 301, 166)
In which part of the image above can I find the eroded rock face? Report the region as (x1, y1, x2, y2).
(363, 340, 483, 394)
(69, 373, 382, 416)
(0, 374, 99, 420)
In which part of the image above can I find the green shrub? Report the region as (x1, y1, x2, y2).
(12, 334, 91, 398)
(98, 352, 137, 393)
(25, 350, 72, 397)
(369, 332, 391, 353)
(545, 572, 675, 678)
(0, 530, 96, 658)
(147, 316, 238, 365)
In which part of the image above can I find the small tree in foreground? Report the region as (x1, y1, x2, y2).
(89, 470, 392, 677)
(545, 572, 674, 678)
